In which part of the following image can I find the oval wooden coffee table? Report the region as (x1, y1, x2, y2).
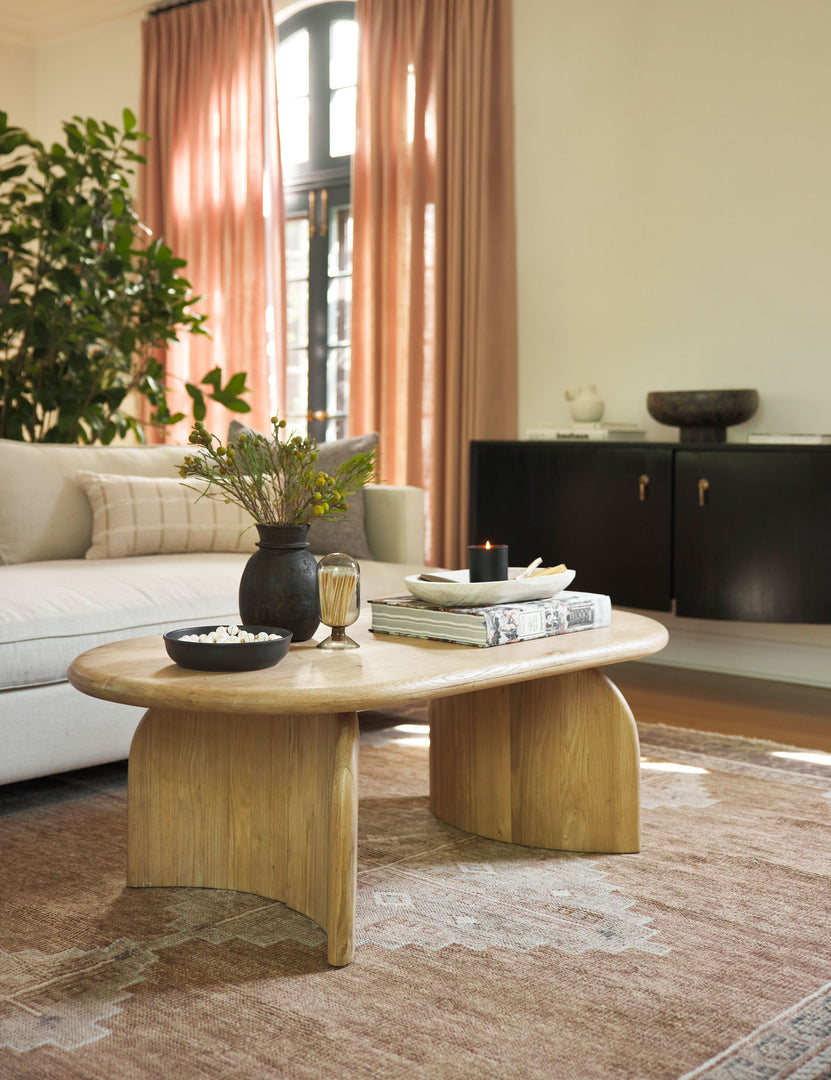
(68, 609, 668, 967)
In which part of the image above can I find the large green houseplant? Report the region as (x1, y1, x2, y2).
(0, 109, 248, 443)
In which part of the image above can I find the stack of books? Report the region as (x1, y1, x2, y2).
(525, 422, 645, 442)
(369, 591, 612, 648)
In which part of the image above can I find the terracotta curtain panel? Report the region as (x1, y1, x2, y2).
(351, 0, 518, 568)
(140, 0, 286, 442)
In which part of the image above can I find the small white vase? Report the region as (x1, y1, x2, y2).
(565, 385, 605, 423)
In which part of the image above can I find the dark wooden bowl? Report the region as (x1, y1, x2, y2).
(646, 389, 759, 442)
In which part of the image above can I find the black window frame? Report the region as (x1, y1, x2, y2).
(278, 1, 356, 444)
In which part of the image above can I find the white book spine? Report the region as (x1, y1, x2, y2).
(525, 428, 645, 442)
(747, 433, 831, 445)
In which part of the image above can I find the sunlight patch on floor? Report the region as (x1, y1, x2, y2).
(640, 760, 709, 775)
(770, 750, 831, 766)
(389, 724, 430, 747)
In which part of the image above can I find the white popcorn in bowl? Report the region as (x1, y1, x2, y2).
(178, 625, 283, 645)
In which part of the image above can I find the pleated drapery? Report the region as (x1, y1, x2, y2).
(351, 0, 518, 568)
(141, 0, 285, 442)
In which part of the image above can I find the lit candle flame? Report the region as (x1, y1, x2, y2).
(485, 540, 491, 549)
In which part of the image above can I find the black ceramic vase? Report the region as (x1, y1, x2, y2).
(238, 523, 320, 642)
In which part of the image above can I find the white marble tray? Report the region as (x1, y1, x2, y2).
(404, 567, 576, 607)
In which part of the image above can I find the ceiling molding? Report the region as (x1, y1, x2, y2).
(0, 0, 147, 46)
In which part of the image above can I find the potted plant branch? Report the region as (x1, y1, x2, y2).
(178, 417, 378, 526)
(0, 109, 249, 443)
(179, 416, 379, 641)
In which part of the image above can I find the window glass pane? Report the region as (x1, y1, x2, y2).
(330, 19, 358, 89)
(286, 280, 309, 348)
(278, 98, 309, 166)
(329, 86, 356, 158)
(326, 418, 347, 441)
(326, 345, 351, 422)
(286, 347, 309, 435)
(277, 29, 309, 98)
(285, 216, 309, 281)
(328, 205, 352, 277)
(327, 277, 351, 346)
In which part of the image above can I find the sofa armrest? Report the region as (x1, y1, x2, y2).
(364, 485, 425, 564)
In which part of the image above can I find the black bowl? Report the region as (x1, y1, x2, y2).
(163, 625, 292, 672)
(646, 389, 759, 442)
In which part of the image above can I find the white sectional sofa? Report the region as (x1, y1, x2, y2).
(0, 437, 426, 786)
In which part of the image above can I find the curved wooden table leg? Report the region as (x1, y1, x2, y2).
(127, 708, 359, 966)
(429, 668, 640, 853)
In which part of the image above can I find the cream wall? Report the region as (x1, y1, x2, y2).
(33, 15, 143, 147)
(2, 0, 830, 686)
(0, 39, 37, 131)
(514, 0, 831, 439)
(0, 15, 141, 142)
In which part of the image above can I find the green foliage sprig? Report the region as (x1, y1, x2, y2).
(179, 417, 379, 526)
(0, 109, 250, 443)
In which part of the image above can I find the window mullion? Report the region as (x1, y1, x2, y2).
(307, 188, 328, 444)
(309, 10, 331, 174)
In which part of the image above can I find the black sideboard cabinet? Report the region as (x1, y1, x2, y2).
(469, 440, 831, 623)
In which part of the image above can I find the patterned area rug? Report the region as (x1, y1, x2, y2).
(1, 709, 830, 1080)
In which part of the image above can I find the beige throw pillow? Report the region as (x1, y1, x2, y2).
(75, 471, 257, 559)
(227, 421, 379, 560)
(0, 439, 190, 565)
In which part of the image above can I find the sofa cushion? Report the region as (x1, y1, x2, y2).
(0, 553, 248, 690)
(0, 439, 189, 565)
(0, 552, 425, 692)
(76, 472, 257, 559)
(228, 421, 379, 560)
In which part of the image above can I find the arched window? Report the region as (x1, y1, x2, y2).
(277, 1, 356, 442)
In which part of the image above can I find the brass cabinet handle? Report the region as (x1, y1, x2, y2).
(320, 188, 328, 237)
(638, 474, 649, 502)
(308, 190, 316, 238)
(698, 478, 710, 507)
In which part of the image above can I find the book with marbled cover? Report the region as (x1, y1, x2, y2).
(368, 591, 612, 647)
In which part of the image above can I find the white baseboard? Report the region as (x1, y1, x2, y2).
(624, 609, 831, 689)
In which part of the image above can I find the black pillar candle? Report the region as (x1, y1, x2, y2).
(468, 542, 509, 583)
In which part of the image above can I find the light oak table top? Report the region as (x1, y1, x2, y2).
(68, 608, 668, 714)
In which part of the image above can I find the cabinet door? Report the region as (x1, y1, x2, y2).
(469, 442, 673, 610)
(674, 449, 831, 622)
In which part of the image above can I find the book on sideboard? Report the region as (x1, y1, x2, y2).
(368, 591, 612, 648)
(746, 433, 831, 445)
(525, 425, 646, 442)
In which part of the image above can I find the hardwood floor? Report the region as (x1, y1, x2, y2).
(603, 661, 831, 752)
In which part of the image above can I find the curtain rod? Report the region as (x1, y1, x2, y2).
(148, 0, 211, 16)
